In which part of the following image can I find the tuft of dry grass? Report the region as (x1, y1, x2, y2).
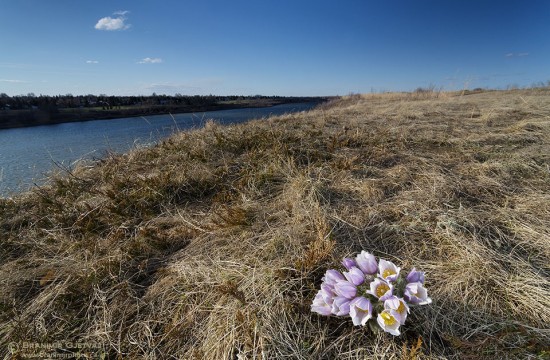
(1, 88, 549, 359)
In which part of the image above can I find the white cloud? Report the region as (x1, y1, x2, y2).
(505, 52, 529, 58)
(95, 11, 131, 31)
(95, 17, 128, 31)
(86, 60, 99, 64)
(138, 57, 163, 64)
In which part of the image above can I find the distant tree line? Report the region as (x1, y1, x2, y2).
(0, 93, 324, 129)
(0, 93, 311, 111)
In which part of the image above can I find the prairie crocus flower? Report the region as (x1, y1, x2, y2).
(334, 280, 357, 299)
(322, 269, 345, 287)
(349, 296, 373, 326)
(378, 259, 401, 282)
(310, 250, 432, 336)
(406, 268, 425, 284)
(343, 267, 365, 286)
(384, 296, 409, 325)
(342, 257, 357, 270)
(404, 282, 432, 305)
(331, 296, 352, 316)
(321, 282, 336, 300)
(377, 309, 401, 336)
(367, 278, 393, 301)
(355, 250, 378, 275)
(311, 289, 333, 315)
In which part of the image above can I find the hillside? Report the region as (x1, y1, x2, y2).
(1, 89, 549, 359)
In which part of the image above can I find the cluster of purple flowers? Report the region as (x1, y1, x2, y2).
(311, 251, 431, 336)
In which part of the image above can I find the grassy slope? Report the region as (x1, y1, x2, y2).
(1, 89, 549, 359)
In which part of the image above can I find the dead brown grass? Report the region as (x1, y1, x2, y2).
(1, 88, 549, 359)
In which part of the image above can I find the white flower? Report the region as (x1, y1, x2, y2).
(377, 309, 401, 336)
(378, 259, 401, 282)
(349, 297, 373, 326)
(383, 296, 409, 325)
(366, 278, 393, 301)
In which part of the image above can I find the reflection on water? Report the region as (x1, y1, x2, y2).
(0, 102, 316, 196)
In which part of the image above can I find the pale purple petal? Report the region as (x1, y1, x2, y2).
(406, 268, 425, 284)
(355, 250, 378, 274)
(320, 283, 335, 305)
(342, 257, 357, 270)
(404, 282, 432, 305)
(334, 280, 357, 299)
(311, 290, 332, 315)
(343, 267, 365, 286)
(331, 296, 351, 316)
(322, 269, 345, 287)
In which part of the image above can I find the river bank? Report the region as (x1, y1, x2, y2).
(0, 97, 326, 130)
(0, 102, 319, 196)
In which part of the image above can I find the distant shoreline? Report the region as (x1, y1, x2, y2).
(0, 98, 326, 130)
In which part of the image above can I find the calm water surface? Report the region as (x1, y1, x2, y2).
(0, 103, 316, 196)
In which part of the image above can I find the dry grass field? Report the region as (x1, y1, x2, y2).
(1, 88, 549, 359)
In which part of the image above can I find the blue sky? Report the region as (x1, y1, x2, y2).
(1, 0, 549, 96)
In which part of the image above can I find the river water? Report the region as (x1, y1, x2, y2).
(0, 102, 316, 196)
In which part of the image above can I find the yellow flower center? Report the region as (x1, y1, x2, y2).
(376, 283, 390, 298)
(397, 301, 405, 313)
(382, 269, 396, 279)
(381, 312, 396, 326)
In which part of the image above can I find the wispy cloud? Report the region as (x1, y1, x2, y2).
(505, 52, 529, 58)
(86, 60, 99, 64)
(0, 79, 28, 83)
(138, 57, 163, 64)
(95, 11, 131, 31)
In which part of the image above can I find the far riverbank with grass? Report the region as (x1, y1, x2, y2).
(0, 94, 327, 129)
